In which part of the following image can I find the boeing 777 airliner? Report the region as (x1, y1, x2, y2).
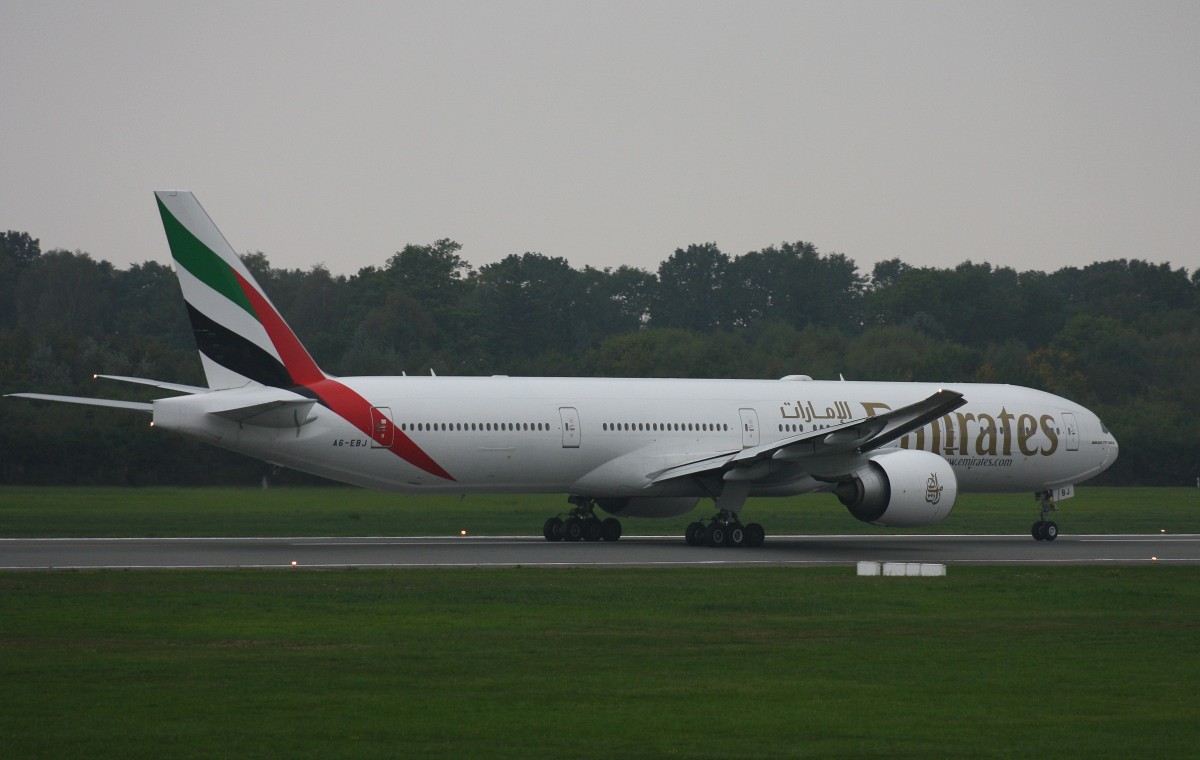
(7, 192, 1118, 546)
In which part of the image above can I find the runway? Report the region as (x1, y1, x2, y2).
(2, 533, 1198, 570)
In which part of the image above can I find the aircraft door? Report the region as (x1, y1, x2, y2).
(370, 406, 395, 448)
(739, 408, 759, 449)
(559, 407, 580, 448)
(1061, 412, 1079, 452)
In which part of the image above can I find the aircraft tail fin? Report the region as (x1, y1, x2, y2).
(154, 191, 326, 390)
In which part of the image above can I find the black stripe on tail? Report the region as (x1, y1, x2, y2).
(185, 303, 294, 388)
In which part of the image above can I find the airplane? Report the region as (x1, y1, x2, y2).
(6, 191, 1119, 546)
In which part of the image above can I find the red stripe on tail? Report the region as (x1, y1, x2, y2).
(235, 271, 454, 481)
(309, 379, 455, 482)
(234, 271, 325, 386)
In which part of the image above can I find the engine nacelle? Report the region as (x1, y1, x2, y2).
(595, 496, 700, 518)
(834, 450, 957, 527)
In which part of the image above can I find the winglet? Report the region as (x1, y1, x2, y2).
(859, 389, 965, 452)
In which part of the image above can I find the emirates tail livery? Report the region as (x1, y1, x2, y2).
(8, 192, 1118, 546)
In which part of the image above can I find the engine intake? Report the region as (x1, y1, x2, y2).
(834, 450, 957, 527)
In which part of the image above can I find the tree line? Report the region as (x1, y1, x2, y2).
(2, 229, 1197, 487)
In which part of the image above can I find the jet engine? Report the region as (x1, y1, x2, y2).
(833, 450, 957, 527)
(595, 496, 700, 518)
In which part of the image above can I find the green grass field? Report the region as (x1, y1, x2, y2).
(1, 486, 1197, 538)
(2, 488, 1198, 757)
(1, 567, 1198, 759)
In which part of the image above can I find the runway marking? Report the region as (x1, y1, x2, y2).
(5, 534, 1199, 571)
(4, 558, 1199, 572)
(1, 560, 825, 570)
(1080, 537, 1200, 542)
(5, 533, 1198, 543)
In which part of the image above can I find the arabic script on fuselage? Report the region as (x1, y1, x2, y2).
(779, 400, 1061, 457)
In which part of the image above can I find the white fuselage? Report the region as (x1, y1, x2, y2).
(152, 377, 1118, 500)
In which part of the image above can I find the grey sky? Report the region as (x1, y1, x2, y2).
(3, 1, 1197, 277)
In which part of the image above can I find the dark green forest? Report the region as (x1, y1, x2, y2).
(2, 230, 1197, 486)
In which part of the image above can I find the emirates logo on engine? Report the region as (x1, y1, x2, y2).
(925, 472, 944, 505)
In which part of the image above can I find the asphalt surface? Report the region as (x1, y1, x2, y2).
(2, 533, 1198, 570)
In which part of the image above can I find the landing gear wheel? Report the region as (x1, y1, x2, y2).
(601, 517, 622, 542)
(582, 518, 603, 542)
(563, 516, 584, 542)
(744, 523, 766, 548)
(685, 522, 705, 546)
(1032, 521, 1060, 541)
(705, 523, 726, 547)
(549, 497, 622, 544)
(727, 524, 746, 548)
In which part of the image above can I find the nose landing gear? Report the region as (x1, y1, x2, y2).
(1031, 489, 1059, 541)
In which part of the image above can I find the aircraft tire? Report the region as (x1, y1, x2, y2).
(543, 517, 564, 541)
(685, 522, 705, 546)
(1032, 521, 1045, 541)
(705, 524, 726, 547)
(563, 517, 584, 542)
(601, 517, 622, 542)
(727, 525, 745, 547)
(745, 523, 765, 548)
(1044, 521, 1059, 541)
(582, 518, 603, 542)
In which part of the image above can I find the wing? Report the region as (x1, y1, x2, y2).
(648, 389, 965, 486)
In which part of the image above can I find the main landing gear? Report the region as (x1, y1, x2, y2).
(684, 510, 766, 549)
(543, 496, 622, 542)
(1031, 489, 1059, 541)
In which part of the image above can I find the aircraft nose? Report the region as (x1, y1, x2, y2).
(1095, 418, 1118, 471)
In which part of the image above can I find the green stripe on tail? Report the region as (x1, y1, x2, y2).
(156, 197, 256, 318)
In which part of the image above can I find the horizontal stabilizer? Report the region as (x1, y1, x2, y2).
(203, 388, 316, 428)
(94, 375, 208, 394)
(5, 393, 153, 412)
(210, 399, 316, 428)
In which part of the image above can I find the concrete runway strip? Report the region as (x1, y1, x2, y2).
(2, 533, 1199, 570)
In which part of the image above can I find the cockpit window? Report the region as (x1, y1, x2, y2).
(1100, 420, 1110, 434)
